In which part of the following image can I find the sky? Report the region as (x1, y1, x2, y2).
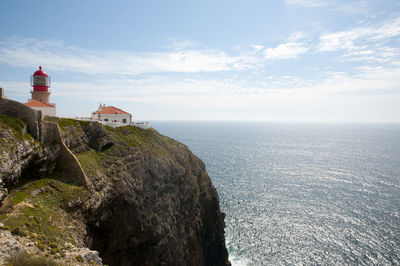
(1, 0, 400, 122)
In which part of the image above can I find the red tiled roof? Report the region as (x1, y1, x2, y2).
(24, 99, 55, 108)
(94, 106, 129, 115)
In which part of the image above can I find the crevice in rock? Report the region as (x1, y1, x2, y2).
(100, 142, 114, 152)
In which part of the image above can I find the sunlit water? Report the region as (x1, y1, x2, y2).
(152, 122, 400, 265)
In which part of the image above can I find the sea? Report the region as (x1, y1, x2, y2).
(152, 121, 400, 265)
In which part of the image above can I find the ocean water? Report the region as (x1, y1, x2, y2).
(152, 122, 400, 265)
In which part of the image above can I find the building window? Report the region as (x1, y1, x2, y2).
(104, 119, 108, 122)
(123, 119, 127, 123)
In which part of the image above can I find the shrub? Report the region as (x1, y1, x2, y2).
(75, 255, 84, 262)
(0, 115, 25, 133)
(37, 242, 47, 251)
(5, 251, 60, 266)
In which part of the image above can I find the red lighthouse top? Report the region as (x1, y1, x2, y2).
(31, 66, 50, 92)
(33, 66, 48, 77)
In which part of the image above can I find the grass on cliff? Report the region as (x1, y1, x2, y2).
(0, 174, 88, 252)
(106, 125, 185, 157)
(5, 251, 61, 266)
(74, 123, 185, 179)
(43, 117, 186, 180)
(76, 150, 105, 178)
(44, 116, 89, 131)
(45, 116, 183, 157)
(0, 115, 33, 141)
(0, 115, 25, 132)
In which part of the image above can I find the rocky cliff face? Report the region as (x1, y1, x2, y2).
(0, 115, 58, 201)
(0, 116, 229, 265)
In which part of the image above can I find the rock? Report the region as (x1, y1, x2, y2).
(0, 230, 24, 264)
(65, 247, 103, 265)
(0, 117, 229, 265)
(0, 187, 7, 202)
(30, 189, 41, 197)
(0, 126, 58, 199)
(85, 128, 229, 266)
(82, 121, 114, 151)
(59, 120, 114, 153)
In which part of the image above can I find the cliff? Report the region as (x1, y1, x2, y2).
(0, 115, 229, 265)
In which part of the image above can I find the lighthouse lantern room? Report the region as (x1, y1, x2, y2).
(24, 66, 56, 116)
(30, 66, 52, 103)
(31, 66, 50, 90)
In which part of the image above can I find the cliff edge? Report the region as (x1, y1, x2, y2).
(0, 115, 229, 265)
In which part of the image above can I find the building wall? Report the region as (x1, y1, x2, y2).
(31, 91, 51, 104)
(91, 113, 132, 124)
(31, 106, 56, 117)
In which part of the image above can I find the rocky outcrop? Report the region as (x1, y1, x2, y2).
(0, 226, 24, 263)
(44, 118, 114, 154)
(82, 121, 114, 152)
(85, 134, 228, 265)
(0, 116, 229, 265)
(0, 120, 58, 202)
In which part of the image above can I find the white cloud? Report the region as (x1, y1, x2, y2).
(0, 37, 257, 75)
(3, 61, 400, 122)
(318, 18, 400, 52)
(264, 42, 309, 60)
(263, 31, 310, 60)
(251, 45, 264, 52)
(2, 22, 400, 122)
(317, 17, 400, 66)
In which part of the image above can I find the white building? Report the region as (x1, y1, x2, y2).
(25, 99, 56, 116)
(91, 104, 132, 124)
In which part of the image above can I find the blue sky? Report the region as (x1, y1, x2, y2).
(1, 0, 400, 122)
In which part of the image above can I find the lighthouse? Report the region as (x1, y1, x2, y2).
(31, 66, 51, 103)
(24, 66, 56, 116)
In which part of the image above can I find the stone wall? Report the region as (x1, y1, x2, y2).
(0, 97, 42, 139)
(42, 121, 91, 188)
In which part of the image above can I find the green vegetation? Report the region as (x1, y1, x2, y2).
(37, 242, 47, 251)
(69, 121, 184, 180)
(49, 242, 59, 249)
(44, 116, 89, 130)
(11, 192, 28, 205)
(0, 115, 33, 140)
(0, 115, 25, 132)
(75, 255, 84, 262)
(1, 177, 88, 250)
(76, 150, 105, 178)
(0, 115, 193, 264)
(106, 126, 182, 158)
(45, 116, 181, 159)
(5, 251, 61, 266)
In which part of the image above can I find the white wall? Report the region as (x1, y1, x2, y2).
(91, 113, 132, 124)
(32, 106, 56, 117)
